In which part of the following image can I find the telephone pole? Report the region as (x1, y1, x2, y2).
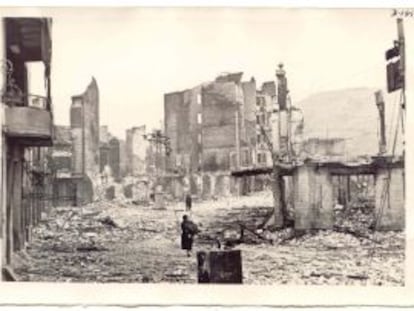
(397, 18, 406, 143)
(384, 18, 406, 196)
(385, 18, 406, 121)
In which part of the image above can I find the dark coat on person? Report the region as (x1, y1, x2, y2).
(181, 219, 198, 250)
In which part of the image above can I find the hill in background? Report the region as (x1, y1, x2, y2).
(295, 87, 404, 159)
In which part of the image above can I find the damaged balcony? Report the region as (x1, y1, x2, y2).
(3, 95, 53, 146)
(2, 17, 53, 146)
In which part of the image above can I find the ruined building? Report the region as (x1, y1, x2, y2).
(118, 138, 127, 178)
(231, 66, 404, 231)
(164, 72, 258, 199)
(125, 125, 149, 177)
(255, 81, 276, 167)
(99, 125, 120, 181)
(70, 78, 100, 203)
(0, 17, 53, 277)
(49, 122, 121, 206)
(48, 125, 80, 207)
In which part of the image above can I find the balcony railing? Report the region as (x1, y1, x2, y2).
(1, 59, 52, 111)
(3, 92, 51, 111)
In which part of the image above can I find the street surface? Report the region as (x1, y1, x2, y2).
(13, 192, 404, 285)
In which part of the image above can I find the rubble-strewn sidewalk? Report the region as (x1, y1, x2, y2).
(12, 192, 404, 285)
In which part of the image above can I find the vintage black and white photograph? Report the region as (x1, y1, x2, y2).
(0, 7, 410, 289)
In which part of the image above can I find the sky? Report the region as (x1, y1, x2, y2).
(2, 7, 413, 139)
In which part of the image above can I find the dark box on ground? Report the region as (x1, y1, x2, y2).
(197, 250, 242, 284)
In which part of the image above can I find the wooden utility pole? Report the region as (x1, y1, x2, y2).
(385, 18, 406, 116)
(397, 18, 406, 151)
(397, 18, 406, 198)
(397, 18, 405, 106)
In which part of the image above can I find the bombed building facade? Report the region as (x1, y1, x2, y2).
(0, 17, 53, 277)
(163, 72, 290, 199)
(47, 125, 79, 207)
(48, 79, 103, 206)
(126, 125, 148, 177)
(49, 122, 123, 206)
(164, 72, 263, 199)
(70, 78, 100, 204)
(255, 81, 277, 167)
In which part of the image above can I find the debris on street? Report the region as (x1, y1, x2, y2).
(12, 192, 404, 285)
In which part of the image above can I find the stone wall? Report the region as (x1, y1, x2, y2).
(375, 167, 405, 230)
(293, 164, 334, 230)
(70, 78, 100, 202)
(291, 162, 404, 231)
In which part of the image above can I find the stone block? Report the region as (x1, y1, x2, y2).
(293, 164, 334, 230)
(197, 250, 242, 284)
(375, 167, 405, 230)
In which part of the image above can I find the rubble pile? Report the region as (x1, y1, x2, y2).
(11, 191, 404, 285)
(196, 204, 274, 245)
(13, 202, 181, 282)
(286, 230, 363, 248)
(334, 198, 376, 234)
(240, 229, 404, 285)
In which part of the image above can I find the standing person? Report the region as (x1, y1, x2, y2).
(185, 192, 192, 211)
(181, 215, 198, 257)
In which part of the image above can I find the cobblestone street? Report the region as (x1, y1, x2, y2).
(12, 192, 404, 285)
